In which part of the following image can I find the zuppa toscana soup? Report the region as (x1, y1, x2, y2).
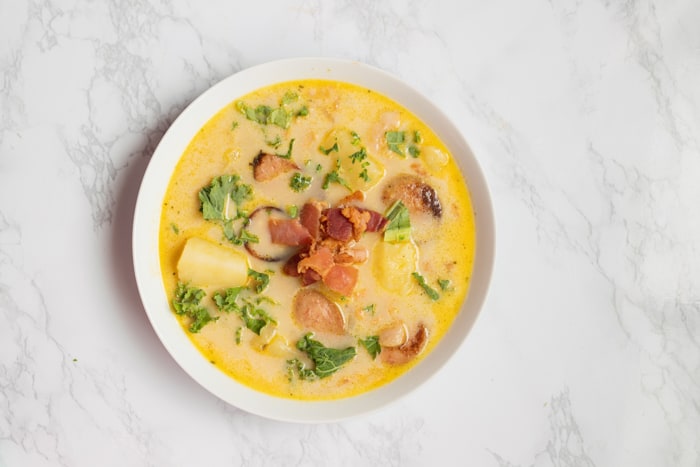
(159, 79, 475, 400)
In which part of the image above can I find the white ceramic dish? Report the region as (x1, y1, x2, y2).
(132, 58, 494, 423)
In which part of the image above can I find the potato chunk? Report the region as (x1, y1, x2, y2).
(320, 128, 385, 192)
(372, 240, 418, 295)
(177, 237, 249, 288)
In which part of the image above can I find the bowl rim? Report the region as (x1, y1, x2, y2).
(132, 57, 495, 423)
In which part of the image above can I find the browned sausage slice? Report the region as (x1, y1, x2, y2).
(292, 289, 345, 335)
(381, 174, 442, 218)
(381, 324, 429, 365)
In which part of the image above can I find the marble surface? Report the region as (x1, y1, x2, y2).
(1, 0, 699, 465)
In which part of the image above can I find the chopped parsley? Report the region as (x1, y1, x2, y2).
(349, 147, 367, 164)
(287, 205, 299, 218)
(385, 131, 406, 156)
(362, 303, 376, 315)
(359, 161, 371, 182)
(290, 172, 312, 192)
(276, 138, 295, 159)
(412, 272, 440, 301)
(235, 91, 307, 129)
(438, 279, 452, 291)
(172, 282, 218, 333)
(319, 141, 339, 155)
(266, 134, 282, 148)
(322, 159, 351, 191)
(247, 268, 271, 294)
(281, 90, 298, 105)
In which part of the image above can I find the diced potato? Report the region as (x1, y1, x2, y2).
(338, 153, 385, 192)
(263, 334, 293, 358)
(320, 127, 385, 192)
(372, 240, 418, 295)
(422, 146, 449, 172)
(177, 237, 249, 288)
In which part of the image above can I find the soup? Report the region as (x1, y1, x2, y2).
(159, 79, 475, 400)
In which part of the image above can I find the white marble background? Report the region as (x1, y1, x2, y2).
(1, 0, 699, 466)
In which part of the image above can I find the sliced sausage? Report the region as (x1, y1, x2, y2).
(292, 288, 345, 335)
(381, 174, 442, 218)
(252, 152, 299, 181)
(381, 324, 429, 365)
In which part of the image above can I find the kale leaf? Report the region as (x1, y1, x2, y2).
(172, 282, 218, 333)
(358, 336, 381, 360)
(292, 333, 356, 379)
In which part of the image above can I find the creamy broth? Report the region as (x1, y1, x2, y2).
(159, 80, 475, 400)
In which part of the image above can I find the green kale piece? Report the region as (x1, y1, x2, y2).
(358, 336, 381, 360)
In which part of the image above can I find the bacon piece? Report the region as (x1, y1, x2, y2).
(268, 218, 313, 246)
(324, 208, 354, 242)
(334, 245, 368, 265)
(338, 190, 365, 205)
(341, 206, 371, 240)
(301, 268, 321, 286)
(364, 209, 388, 232)
(252, 152, 299, 181)
(322, 264, 359, 296)
(297, 246, 334, 277)
(300, 202, 324, 240)
(282, 252, 302, 277)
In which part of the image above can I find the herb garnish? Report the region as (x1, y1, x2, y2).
(385, 131, 406, 155)
(412, 272, 440, 301)
(383, 200, 411, 242)
(276, 138, 295, 159)
(236, 91, 307, 129)
(287, 205, 299, 218)
(358, 336, 381, 359)
(247, 268, 271, 294)
(349, 147, 367, 164)
(290, 172, 312, 192)
(319, 141, 339, 155)
(213, 287, 276, 335)
(199, 175, 256, 245)
(322, 159, 352, 191)
(172, 282, 218, 333)
(287, 333, 357, 380)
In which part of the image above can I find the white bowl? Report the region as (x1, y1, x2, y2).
(132, 58, 494, 423)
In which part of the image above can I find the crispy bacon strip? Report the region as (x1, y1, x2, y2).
(322, 264, 359, 297)
(300, 201, 324, 240)
(341, 206, 371, 241)
(324, 208, 354, 242)
(268, 218, 313, 246)
(297, 246, 334, 277)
